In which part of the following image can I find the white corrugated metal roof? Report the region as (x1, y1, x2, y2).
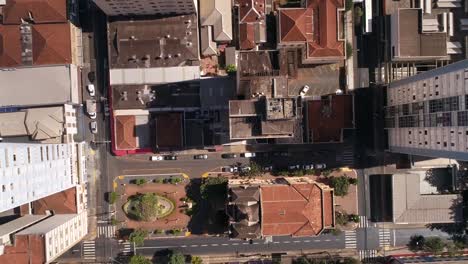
(110, 66, 200, 85)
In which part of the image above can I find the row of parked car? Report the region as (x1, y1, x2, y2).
(289, 163, 327, 170)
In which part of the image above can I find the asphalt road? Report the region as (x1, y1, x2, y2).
(134, 233, 348, 256)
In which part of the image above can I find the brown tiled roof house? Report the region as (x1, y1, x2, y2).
(228, 178, 334, 238)
(278, 0, 345, 63)
(260, 183, 334, 236)
(236, 0, 266, 50)
(0, 0, 80, 67)
(115, 115, 137, 150)
(2, 0, 67, 24)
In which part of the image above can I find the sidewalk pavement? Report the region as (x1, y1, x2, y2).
(345, 10, 355, 91)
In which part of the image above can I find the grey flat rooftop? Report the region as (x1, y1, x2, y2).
(112, 82, 200, 110)
(0, 65, 78, 107)
(108, 14, 199, 69)
(0, 215, 48, 239)
(17, 214, 77, 234)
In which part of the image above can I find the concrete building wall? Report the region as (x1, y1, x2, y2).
(93, 0, 197, 16)
(385, 59, 468, 160)
(0, 143, 86, 213)
(64, 104, 77, 142)
(43, 212, 87, 263)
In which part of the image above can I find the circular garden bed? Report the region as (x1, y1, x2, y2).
(123, 193, 175, 221)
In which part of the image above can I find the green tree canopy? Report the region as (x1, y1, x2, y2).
(424, 237, 445, 254)
(408, 235, 425, 252)
(168, 251, 186, 264)
(329, 176, 351, 196)
(129, 229, 148, 246)
(137, 193, 159, 221)
(200, 177, 228, 199)
(191, 256, 203, 264)
(130, 255, 151, 264)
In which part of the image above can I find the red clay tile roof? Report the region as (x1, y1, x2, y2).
(0, 23, 72, 67)
(32, 24, 72, 65)
(279, 8, 313, 42)
(323, 190, 334, 227)
(260, 183, 326, 236)
(0, 26, 22, 67)
(115, 115, 137, 150)
(32, 187, 77, 214)
(306, 0, 344, 58)
(239, 23, 256, 50)
(279, 0, 344, 59)
(2, 0, 67, 24)
(238, 0, 265, 23)
(307, 95, 353, 143)
(155, 112, 183, 149)
(0, 234, 46, 264)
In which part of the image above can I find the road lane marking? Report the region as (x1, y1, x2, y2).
(232, 243, 239, 245)
(242, 243, 249, 245)
(304, 240, 310, 242)
(211, 244, 219, 246)
(325, 239, 331, 242)
(190, 245, 198, 247)
(222, 244, 228, 246)
(315, 240, 321, 242)
(273, 242, 280, 244)
(293, 241, 300, 243)
(181, 245, 187, 248)
(283, 241, 290, 243)
(200, 245, 207, 247)
(253, 242, 259, 245)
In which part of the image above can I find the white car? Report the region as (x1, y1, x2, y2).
(150, 155, 163, 161)
(222, 166, 237, 173)
(315, 163, 327, 169)
(241, 152, 256, 158)
(303, 164, 314, 170)
(89, 112, 97, 119)
(289, 165, 301, 170)
(87, 84, 96, 97)
(90, 121, 98, 134)
(300, 85, 310, 97)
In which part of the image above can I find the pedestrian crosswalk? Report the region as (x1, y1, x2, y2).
(121, 241, 133, 255)
(344, 230, 357, 249)
(97, 224, 116, 238)
(358, 215, 368, 228)
(379, 228, 391, 247)
(82, 240, 96, 260)
(340, 146, 354, 166)
(359, 249, 378, 261)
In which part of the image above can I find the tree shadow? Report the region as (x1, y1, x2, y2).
(424, 167, 454, 193)
(185, 178, 228, 235)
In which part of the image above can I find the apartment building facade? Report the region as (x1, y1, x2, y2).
(0, 212, 88, 264)
(93, 0, 197, 16)
(0, 142, 87, 213)
(385, 59, 468, 160)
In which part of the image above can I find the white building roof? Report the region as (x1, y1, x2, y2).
(392, 172, 462, 224)
(200, 0, 233, 41)
(0, 65, 79, 107)
(110, 66, 200, 85)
